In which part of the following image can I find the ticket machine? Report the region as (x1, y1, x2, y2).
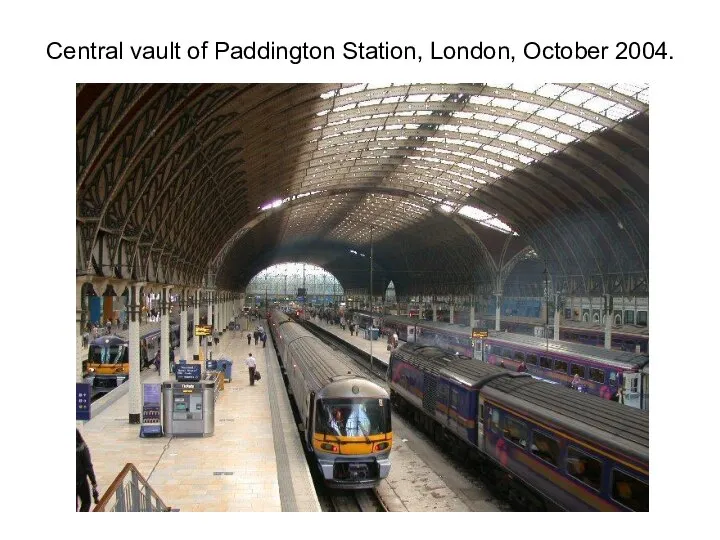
(162, 380, 215, 436)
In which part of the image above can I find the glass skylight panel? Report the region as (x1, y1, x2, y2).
(536, 107, 563, 120)
(605, 103, 635, 120)
(366, 83, 390, 91)
(396, 111, 415, 116)
(475, 113, 498, 122)
(556, 133, 577, 144)
(518, 154, 534, 164)
(536, 126, 559, 139)
(429, 93, 450, 101)
(514, 101, 542, 114)
(557, 112, 584, 126)
(439, 124, 459, 132)
(320, 90, 336, 100)
(535, 144, 555, 155)
(512, 83, 543, 93)
(452, 111, 474, 119)
(469, 95, 493, 105)
(339, 84, 367, 95)
(488, 218, 512, 232)
(496, 117, 516, 127)
(382, 96, 402, 104)
(492, 98, 519, 109)
(611, 83, 648, 100)
(440, 204, 453, 212)
(499, 133, 521, 144)
(407, 93, 430, 102)
(316, 109, 330, 116)
(516, 121, 540, 132)
(577, 119, 603, 133)
(536, 83, 567, 99)
(459, 125, 480, 135)
(559, 89, 594, 106)
(583, 95, 615, 113)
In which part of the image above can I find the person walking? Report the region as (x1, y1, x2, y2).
(247, 332, 252, 346)
(76, 430, 99, 512)
(213, 328, 220, 346)
(261, 332, 267, 348)
(253, 330, 260, 345)
(246, 353, 257, 386)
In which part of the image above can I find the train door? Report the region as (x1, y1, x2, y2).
(307, 392, 316, 451)
(407, 324, 416, 343)
(447, 385, 460, 435)
(622, 372, 640, 408)
(476, 396, 485, 448)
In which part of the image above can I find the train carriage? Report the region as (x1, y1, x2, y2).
(388, 343, 649, 511)
(484, 332, 649, 409)
(382, 315, 475, 357)
(269, 310, 392, 488)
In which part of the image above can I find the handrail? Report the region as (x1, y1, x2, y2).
(93, 463, 171, 512)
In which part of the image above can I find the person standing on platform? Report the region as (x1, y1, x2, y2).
(247, 332, 252, 346)
(253, 329, 260, 345)
(213, 328, 220, 346)
(76, 430, 99, 512)
(105, 319, 112, 335)
(392, 332, 399, 349)
(246, 353, 257, 386)
(261, 332, 267, 348)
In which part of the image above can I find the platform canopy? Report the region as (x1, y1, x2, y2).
(76, 83, 648, 297)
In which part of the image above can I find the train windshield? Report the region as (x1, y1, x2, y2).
(89, 344, 128, 365)
(315, 398, 391, 437)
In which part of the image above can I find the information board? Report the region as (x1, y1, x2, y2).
(176, 363, 202, 382)
(76, 383, 91, 421)
(472, 328, 488, 339)
(142, 383, 161, 424)
(195, 324, 213, 336)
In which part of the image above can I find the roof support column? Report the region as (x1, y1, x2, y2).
(495, 294, 502, 331)
(469, 305, 476, 330)
(76, 279, 87, 383)
(127, 282, 144, 424)
(208, 290, 214, 334)
(604, 294, 613, 350)
(192, 290, 201, 361)
(179, 288, 188, 363)
(160, 285, 172, 381)
(449, 304, 455, 325)
(554, 293, 561, 341)
(432, 303, 437, 322)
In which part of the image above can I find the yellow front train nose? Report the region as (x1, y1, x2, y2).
(314, 433, 393, 454)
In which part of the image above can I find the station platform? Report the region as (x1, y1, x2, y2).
(304, 316, 394, 368)
(77, 317, 320, 512)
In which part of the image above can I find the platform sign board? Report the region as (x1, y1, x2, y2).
(472, 328, 488, 339)
(76, 383, 91, 421)
(195, 324, 212, 336)
(176, 364, 202, 382)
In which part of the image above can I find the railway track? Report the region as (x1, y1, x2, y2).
(329, 489, 387, 512)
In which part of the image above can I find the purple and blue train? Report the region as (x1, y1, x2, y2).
(388, 343, 649, 511)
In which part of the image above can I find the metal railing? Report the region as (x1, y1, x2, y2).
(93, 463, 171, 512)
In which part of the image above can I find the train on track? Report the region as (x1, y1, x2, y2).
(84, 322, 186, 392)
(269, 310, 392, 489)
(388, 343, 649, 511)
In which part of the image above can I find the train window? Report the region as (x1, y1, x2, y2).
(611, 469, 649, 512)
(514, 351, 525, 362)
(530, 431, 560, 467)
(589, 368, 605, 383)
(491, 409, 500, 433)
(450, 388, 459, 409)
(609, 372, 618, 385)
(636, 311, 648, 326)
(554, 359, 568, 374)
(502, 348, 512, 359)
(502, 417, 528, 449)
(570, 364, 585, 378)
(624, 310, 635, 324)
(540, 356, 552, 369)
(526, 354, 538, 366)
(565, 308, 572, 320)
(566, 446, 602, 491)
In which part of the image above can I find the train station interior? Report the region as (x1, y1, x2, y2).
(72, 82, 653, 515)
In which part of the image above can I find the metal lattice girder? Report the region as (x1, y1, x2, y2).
(77, 83, 649, 296)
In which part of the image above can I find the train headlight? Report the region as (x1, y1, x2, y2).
(320, 443, 339, 453)
(374, 442, 390, 452)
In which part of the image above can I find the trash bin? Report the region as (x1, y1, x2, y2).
(216, 358, 233, 382)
